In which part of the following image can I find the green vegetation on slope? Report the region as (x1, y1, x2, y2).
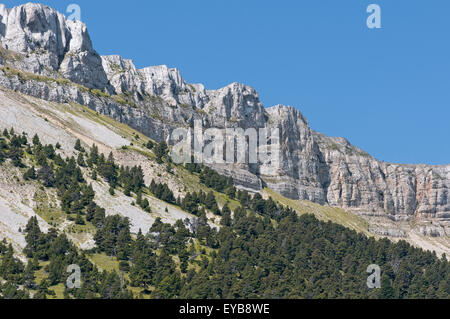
(264, 188, 370, 235)
(0, 124, 448, 300)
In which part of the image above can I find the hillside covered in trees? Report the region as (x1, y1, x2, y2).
(0, 128, 448, 299)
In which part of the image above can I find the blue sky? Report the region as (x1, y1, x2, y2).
(4, 0, 450, 165)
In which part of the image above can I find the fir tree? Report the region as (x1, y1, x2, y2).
(74, 139, 84, 152)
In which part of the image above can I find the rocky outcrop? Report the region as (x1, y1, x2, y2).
(101, 55, 266, 128)
(101, 55, 209, 108)
(314, 132, 450, 218)
(263, 105, 329, 204)
(0, 3, 449, 238)
(0, 3, 112, 92)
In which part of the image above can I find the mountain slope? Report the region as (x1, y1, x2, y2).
(0, 86, 210, 255)
(0, 84, 447, 258)
(0, 3, 448, 256)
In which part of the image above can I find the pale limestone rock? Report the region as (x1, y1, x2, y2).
(102, 55, 209, 107)
(0, 2, 448, 241)
(0, 3, 111, 91)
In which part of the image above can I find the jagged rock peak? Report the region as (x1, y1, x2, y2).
(266, 104, 309, 125)
(200, 82, 266, 128)
(0, 2, 112, 92)
(101, 54, 266, 127)
(102, 54, 209, 107)
(0, 3, 67, 49)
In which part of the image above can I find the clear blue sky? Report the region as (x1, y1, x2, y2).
(4, 0, 450, 165)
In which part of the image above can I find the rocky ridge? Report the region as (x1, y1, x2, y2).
(0, 3, 448, 240)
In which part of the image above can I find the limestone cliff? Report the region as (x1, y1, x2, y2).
(0, 3, 448, 240)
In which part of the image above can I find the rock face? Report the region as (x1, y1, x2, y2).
(0, 3, 112, 92)
(0, 3, 449, 237)
(263, 105, 329, 204)
(102, 55, 209, 107)
(318, 134, 450, 219)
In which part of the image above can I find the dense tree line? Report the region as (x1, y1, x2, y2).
(180, 211, 450, 298)
(185, 160, 236, 198)
(0, 217, 133, 299)
(149, 180, 175, 204)
(89, 203, 450, 299)
(199, 166, 236, 196)
(180, 190, 221, 215)
(94, 215, 132, 260)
